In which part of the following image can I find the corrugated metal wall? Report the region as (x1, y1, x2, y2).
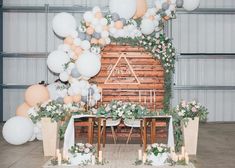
(2, 0, 235, 121)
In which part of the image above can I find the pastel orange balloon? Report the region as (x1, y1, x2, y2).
(73, 95, 81, 103)
(86, 22, 91, 27)
(16, 103, 30, 118)
(86, 27, 94, 35)
(72, 53, 79, 60)
(95, 12, 103, 19)
(74, 47, 83, 55)
(133, 0, 147, 19)
(64, 96, 73, 104)
(91, 38, 98, 44)
(70, 44, 76, 51)
(98, 38, 106, 46)
(25, 84, 50, 107)
(114, 21, 123, 29)
(64, 36, 74, 45)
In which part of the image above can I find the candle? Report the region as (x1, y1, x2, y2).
(153, 90, 156, 111)
(181, 146, 185, 157)
(185, 152, 189, 164)
(98, 151, 102, 163)
(92, 155, 96, 165)
(142, 152, 147, 164)
(172, 153, 178, 162)
(138, 149, 142, 160)
(63, 150, 68, 161)
(139, 91, 141, 103)
(56, 149, 60, 157)
(101, 89, 103, 103)
(144, 96, 147, 105)
(58, 153, 62, 166)
(178, 154, 183, 161)
(150, 90, 152, 104)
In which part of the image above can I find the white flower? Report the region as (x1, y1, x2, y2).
(151, 143, 157, 148)
(84, 148, 90, 153)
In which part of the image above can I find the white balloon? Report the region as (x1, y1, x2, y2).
(81, 40, 91, 50)
(76, 52, 101, 78)
(3, 116, 34, 145)
(93, 93, 101, 100)
(183, 0, 200, 11)
(81, 89, 89, 96)
(101, 31, 109, 38)
(140, 19, 155, 35)
(95, 25, 103, 33)
(47, 50, 70, 74)
(83, 11, 94, 22)
(59, 71, 69, 82)
(70, 30, 78, 38)
(109, 0, 137, 19)
(74, 38, 82, 46)
(105, 38, 111, 45)
(91, 18, 99, 26)
(52, 12, 77, 37)
(58, 44, 70, 52)
(93, 6, 101, 13)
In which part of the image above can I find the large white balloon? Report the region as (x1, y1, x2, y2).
(109, 0, 137, 19)
(52, 12, 77, 37)
(76, 52, 101, 78)
(47, 50, 70, 74)
(183, 0, 200, 11)
(140, 19, 155, 35)
(2, 116, 34, 145)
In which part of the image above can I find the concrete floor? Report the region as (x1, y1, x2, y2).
(0, 123, 235, 168)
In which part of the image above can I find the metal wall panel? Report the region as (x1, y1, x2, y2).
(2, 0, 235, 121)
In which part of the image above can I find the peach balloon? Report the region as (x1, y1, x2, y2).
(72, 53, 79, 60)
(95, 12, 103, 19)
(73, 95, 81, 103)
(25, 84, 50, 107)
(98, 38, 106, 46)
(103, 25, 109, 31)
(91, 38, 98, 44)
(133, 0, 147, 19)
(70, 44, 76, 51)
(64, 96, 73, 104)
(74, 47, 83, 55)
(86, 27, 94, 35)
(114, 21, 123, 29)
(64, 36, 74, 45)
(16, 103, 30, 118)
(86, 22, 91, 27)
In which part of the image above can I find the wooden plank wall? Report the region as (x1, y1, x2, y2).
(91, 45, 165, 111)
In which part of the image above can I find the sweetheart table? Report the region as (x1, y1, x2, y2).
(63, 114, 174, 156)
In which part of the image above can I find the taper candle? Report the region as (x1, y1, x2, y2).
(143, 152, 147, 163)
(138, 149, 142, 160)
(185, 152, 189, 164)
(92, 155, 96, 165)
(58, 153, 62, 166)
(98, 151, 102, 163)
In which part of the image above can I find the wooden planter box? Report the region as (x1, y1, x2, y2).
(41, 117, 60, 156)
(182, 117, 199, 155)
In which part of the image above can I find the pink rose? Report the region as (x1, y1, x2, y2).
(181, 101, 187, 108)
(192, 107, 197, 112)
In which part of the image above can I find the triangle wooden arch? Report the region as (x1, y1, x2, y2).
(104, 53, 141, 85)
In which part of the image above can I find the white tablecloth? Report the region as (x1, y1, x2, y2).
(63, 115, 174, 154)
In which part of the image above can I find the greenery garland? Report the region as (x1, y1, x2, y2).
(110, 33, 176, 112)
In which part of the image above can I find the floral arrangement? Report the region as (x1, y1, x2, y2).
(170, 100, 208, 152)
(29, 100, 82, 123)
(69, 143, 96, 155)
(146, 143, 170, 156)
(97, 100, 149, 120)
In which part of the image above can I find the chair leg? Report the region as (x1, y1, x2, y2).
(111, 126, 117, 144)
(126, 127, 133, 144)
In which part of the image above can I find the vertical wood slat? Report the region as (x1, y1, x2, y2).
(92, 45, 165, 111)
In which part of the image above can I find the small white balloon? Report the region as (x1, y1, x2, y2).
(83, 11, 94, 22)
(2, 116, 34, 145)
(59, 71, 69, 82)
(58, 44, 70, 52)
(74, 38, 82, 46)
(92, 6, 101, 13)
(47, 50, 70, 74)
(95, 25, 103, 33)
(183, 0, 200, 11)
(52, 12, 77, 37)
(140, 19, 155, 35)
(76, 52, 101, 78)
(81, 40, 91, 50)
(101, 31, 109, 38)
(109, 0, 137, 19)
(91, 18, 99, 26)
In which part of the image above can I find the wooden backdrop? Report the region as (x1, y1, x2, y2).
(91, 45, 165, 111)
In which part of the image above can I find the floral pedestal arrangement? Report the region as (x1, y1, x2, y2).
(68, 143, 96, 166)
(146, 143, 170, 166)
